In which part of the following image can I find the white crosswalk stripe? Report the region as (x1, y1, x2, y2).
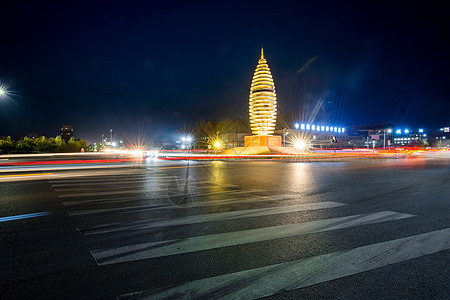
(92, 211, 414, 265)
(67, 194, 297, 215)
(118, 228, 450, 300)
(79, 201, 345, 235)
(48, 172, 449, 300)
(58, 188, 263, 199)
(62, 194, 296, 207)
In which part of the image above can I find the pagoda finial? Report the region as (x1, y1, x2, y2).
(261, 47, 264, 59)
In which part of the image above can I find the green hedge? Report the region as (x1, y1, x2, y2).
(0, 136, 88, 154)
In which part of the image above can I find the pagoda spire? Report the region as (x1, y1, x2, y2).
(249, 48, 277, 136)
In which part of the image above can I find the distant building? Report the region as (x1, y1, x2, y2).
(276, 123, 348, 149)
(347, 124, 393, 148)
(61, 124, 73, 141)
(429, 126, 450, 148)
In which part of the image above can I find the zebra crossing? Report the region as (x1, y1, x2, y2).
(48, 169, 450, 299)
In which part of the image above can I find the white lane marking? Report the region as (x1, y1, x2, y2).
(117, 194, 299, 215)
(118, 228, 450, 300)
(58, 190, 152, 198)
(69, 204, 169, 216)
(52, 181, 167, 188)
(54, 183, 168, 193)
(62, 197, 166, 206)
(62, 194, 296, 208)
(0, 211, 52, 222)
(93, 211, 414, 265)
(57, 188, 263, 199)
(53, 181, 237, 193)
(68, 194, 298, 216)
(80, 201, 345, 236)
(51, 180, 236, 188)
(48, 176, 175, 184)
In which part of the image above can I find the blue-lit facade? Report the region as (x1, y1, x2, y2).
(392, 128, 427, 146)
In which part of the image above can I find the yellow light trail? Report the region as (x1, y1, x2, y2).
(157, 165, 211, 170)
(0, 173, 54, 178)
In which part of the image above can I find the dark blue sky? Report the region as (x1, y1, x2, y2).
(1, 1, 449, 143)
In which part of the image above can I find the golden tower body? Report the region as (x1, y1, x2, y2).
(245, 48, 281, 147)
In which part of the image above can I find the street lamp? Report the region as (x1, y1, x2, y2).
(384, 128, 392, 149)
(0, 87, 7, 99)
(283, 130, 289, 147)
(186, 136, 193, 152)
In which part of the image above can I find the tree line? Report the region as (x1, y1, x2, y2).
(0, 136, 88, 154)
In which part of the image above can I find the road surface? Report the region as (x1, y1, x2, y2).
(1, 153, 449, 299)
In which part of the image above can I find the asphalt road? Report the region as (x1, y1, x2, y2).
(1, 154, 449, 299)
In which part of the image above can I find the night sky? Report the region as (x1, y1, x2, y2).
(1, 1, 449, 143)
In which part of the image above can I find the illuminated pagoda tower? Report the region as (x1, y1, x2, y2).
(245, 48, 282, 147)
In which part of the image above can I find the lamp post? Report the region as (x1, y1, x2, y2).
(283, 129, 289, 147)
(186, 136, 192, 153)
(384, 128, 392, 149)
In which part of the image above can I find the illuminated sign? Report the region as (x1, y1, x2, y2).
(295, 124, 345, 133)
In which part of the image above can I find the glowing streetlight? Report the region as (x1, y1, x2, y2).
(0, 87, 7, 99)
(294, 140, 306, 150)
(214, 141, 221, 148)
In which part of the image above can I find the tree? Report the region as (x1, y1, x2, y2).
(34, 136, 56, 153)
(16, 137, 34, 153)
(0, 136, 15, 154)
(0, 136, 89, 154)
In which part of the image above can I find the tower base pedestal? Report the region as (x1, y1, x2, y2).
(244, 135, 282, 147)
